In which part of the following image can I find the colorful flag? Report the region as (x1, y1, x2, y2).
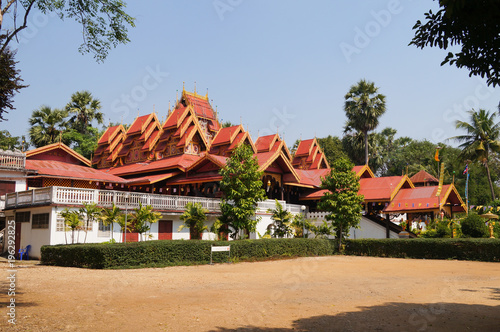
(463, 164, 468, 175)
(434, 148, 440, 162)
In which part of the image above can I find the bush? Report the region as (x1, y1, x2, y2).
(461, 213, 488, 238)
(41, 238, 335, 269)
(345, 238, 500, 262)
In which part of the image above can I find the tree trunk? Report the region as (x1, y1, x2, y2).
(364, 130, 369, 165)
(484, 161, 496, 201)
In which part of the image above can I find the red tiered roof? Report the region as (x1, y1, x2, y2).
(292, 138, 329, 170)
(384, 184, 466, 213)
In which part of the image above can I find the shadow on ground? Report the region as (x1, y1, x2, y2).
(210, 302, 500, 332)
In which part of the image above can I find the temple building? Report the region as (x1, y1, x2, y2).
(1, 86, 466, 258)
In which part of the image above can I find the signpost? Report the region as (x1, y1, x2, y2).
(210, 245, 231, 265)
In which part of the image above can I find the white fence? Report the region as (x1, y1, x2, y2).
(5, 186, 303, 214)
(0, 150, 25, 169)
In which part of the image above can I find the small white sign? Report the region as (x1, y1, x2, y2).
(211, 246, 230, 252)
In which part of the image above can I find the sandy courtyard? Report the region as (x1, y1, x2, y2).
(1, 255, 499, 331)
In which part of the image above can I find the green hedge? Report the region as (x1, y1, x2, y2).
(41, 238, 335, 269)
(345, 238, 500, 262)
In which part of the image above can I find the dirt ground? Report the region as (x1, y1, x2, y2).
(1, 256, 499, 332)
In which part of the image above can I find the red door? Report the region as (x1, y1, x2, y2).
(158, 220, 172, 240)
(15, 222, 21, 259)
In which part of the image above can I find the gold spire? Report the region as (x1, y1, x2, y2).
(194, 81, 196, 94)
(205, 88, 208, 99)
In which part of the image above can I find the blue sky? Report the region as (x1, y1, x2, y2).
(4, 0, 500, 149)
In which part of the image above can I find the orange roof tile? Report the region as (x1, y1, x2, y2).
(255, 134, 278, 153)
(359, 176, 413, 201)
(295, 139, 315, 156)
(126, 171, 180, 185)
(25, 159, 126, 183)
(383, 184, 465, 213)
(26, 142, 91, 167)
(128, 114, 152, 135)
(164, 106, 186, 129)
(211, 125, 242, 146)
(98, 125, 124, 145)
(142, 129, 161, 151)
(107, 154, 201, 176)
(184, 92, 215, 119)
(410, 170, 439, 184)
(139, 121, 157, 141)
(228, 132, 247, 151)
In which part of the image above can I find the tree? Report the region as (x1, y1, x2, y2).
(219, 144, 266, 239)
(0, 1, 135, 61)
(267, 199, 293, 238)
(130, 202, 161, 241)
(0, 46, 27, 121)
(179, 202, 208, 240)
(451, 109, 500, 201)
(28, 106, 68, 147)
(317, 135, 348, 166)
(62, 125, 101, 159)
(0, 1, 135, 121)
(344, 79, 386, 165)
(60, 208, 83, 244)
(318, 158, 364, 251)
(79, 202, 102, 244)
(116, 212, 132, 242)
(65, 91, 103, 134)
(460, 213, 489, 238)
(410, 1, 500, 87)
(290, 213, 316, 238)
(0, 130, 23, 150)
(100, 203, 121, 242)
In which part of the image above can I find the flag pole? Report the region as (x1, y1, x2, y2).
(466, 165, 469, 215)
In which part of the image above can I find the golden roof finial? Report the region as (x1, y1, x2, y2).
(205, 88, 208, 99)
(176, 89, 179, 103)
(182, 81, 185, 92)
(240, 116, 242, 126)
(194, 81, 197, 94)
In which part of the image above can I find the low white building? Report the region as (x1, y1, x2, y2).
(3, 186, 305, 259)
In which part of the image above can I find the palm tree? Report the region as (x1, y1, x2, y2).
(65, 90, 103, 133)
(79, 202, 102, 244)
(61, 209, 83, 244)
(179, 202, 208, 240)
(130, 203, 162, 241)
(100, 204, 122, 242)
(451, 109, 500, 201)
(28, 106, 68, 147)
(344, 79, 386, 165)
(267, 199, 293, 238)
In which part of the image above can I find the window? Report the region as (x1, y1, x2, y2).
(15, 211, 30, 223)
(98, 221, 110, 237)
(56, 213, 65, 232)
(32, 213, 49, 229)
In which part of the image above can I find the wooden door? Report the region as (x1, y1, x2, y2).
(158, 220, 172, 240)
